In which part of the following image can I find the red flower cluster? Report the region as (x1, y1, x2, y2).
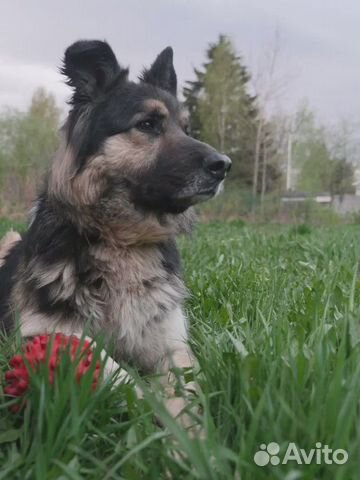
(4, 334, 101, 411)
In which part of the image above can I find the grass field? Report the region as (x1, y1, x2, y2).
(1, 219, 360, 479)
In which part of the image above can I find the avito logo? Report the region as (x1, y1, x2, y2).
(254, 442, 348, 466)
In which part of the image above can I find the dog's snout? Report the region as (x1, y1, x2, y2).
(203, 153, 232, 180)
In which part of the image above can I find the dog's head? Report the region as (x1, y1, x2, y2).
(55, 40, 231, 216)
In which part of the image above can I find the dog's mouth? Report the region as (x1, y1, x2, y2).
(130, 175, 226, 215)
(176, 181, 224, 205)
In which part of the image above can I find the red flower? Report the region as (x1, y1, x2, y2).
(4, 334, 101, 412)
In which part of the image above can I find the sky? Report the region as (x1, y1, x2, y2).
(0, 0, 359, 124)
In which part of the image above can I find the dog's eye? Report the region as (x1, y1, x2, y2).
(136, 118, 161, 135)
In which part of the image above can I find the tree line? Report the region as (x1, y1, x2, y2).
(0, 36, 358, 215)
(183, 35, 357, 200)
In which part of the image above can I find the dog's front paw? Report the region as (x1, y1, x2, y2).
(163, 382, 204, 437)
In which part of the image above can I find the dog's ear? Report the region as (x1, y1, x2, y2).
(141, 47, 177, 96)
(62, 40, 126, 103)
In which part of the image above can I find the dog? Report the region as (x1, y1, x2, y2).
(0, 40, 231, 423)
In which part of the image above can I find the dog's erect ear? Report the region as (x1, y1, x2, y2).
(141, 47, 177, 96)
(62, 40, 125, 103)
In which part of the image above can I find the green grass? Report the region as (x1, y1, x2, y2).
(1, 218, 360, 479)
(0, 218, 26, 237)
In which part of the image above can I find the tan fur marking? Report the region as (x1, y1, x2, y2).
(49, 140, 77, 202)
(50, 130, 159, 210)
(71, 161, 108, 206)
(102, 130, 159, 172)
(142, 99, 169, 117)
(0, 231, 21, 267)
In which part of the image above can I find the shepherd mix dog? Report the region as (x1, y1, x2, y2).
(0, 40, 231, 420)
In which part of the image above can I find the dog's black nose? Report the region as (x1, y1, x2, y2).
(204, 153, 232, 180)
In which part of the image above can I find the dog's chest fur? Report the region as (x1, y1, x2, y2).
(13, 235, 186, 371)
(76, 243, 187, 364)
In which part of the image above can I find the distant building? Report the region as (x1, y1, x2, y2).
(333, 195, 360, 215)
(281, 190, 360, 215)
(281, 192, 331, 205)
(281, 191, 308, 203)
(314, 194, 332, 204)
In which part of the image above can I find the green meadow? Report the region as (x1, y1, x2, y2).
(1, 219, 360, 479)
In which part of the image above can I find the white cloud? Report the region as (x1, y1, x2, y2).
(0, 57, 69, 113)
(0, 0, 358, 122)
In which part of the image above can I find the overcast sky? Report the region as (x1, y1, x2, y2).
(0, 0, 359, 124)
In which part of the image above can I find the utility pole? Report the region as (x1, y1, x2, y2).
(261, 126, 268, 207)
(286, 119, 294, 191)
(286, 130, 292, 190)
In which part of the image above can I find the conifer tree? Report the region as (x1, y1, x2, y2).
(183, 35, 257, 185)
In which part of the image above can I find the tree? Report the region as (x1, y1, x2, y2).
(327, 119, 360, 166)
(259, 118, 284, 202)
(183, 35, 258, 185)
(0, 88, 60, 211)
(329, 157, 355, 196)
(291, 103, 355, 195)
(326, 120, 357, 196)
(250, 29, 289, 202)
(297, 138, 333, 193)
(182, 69, 203, 141)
